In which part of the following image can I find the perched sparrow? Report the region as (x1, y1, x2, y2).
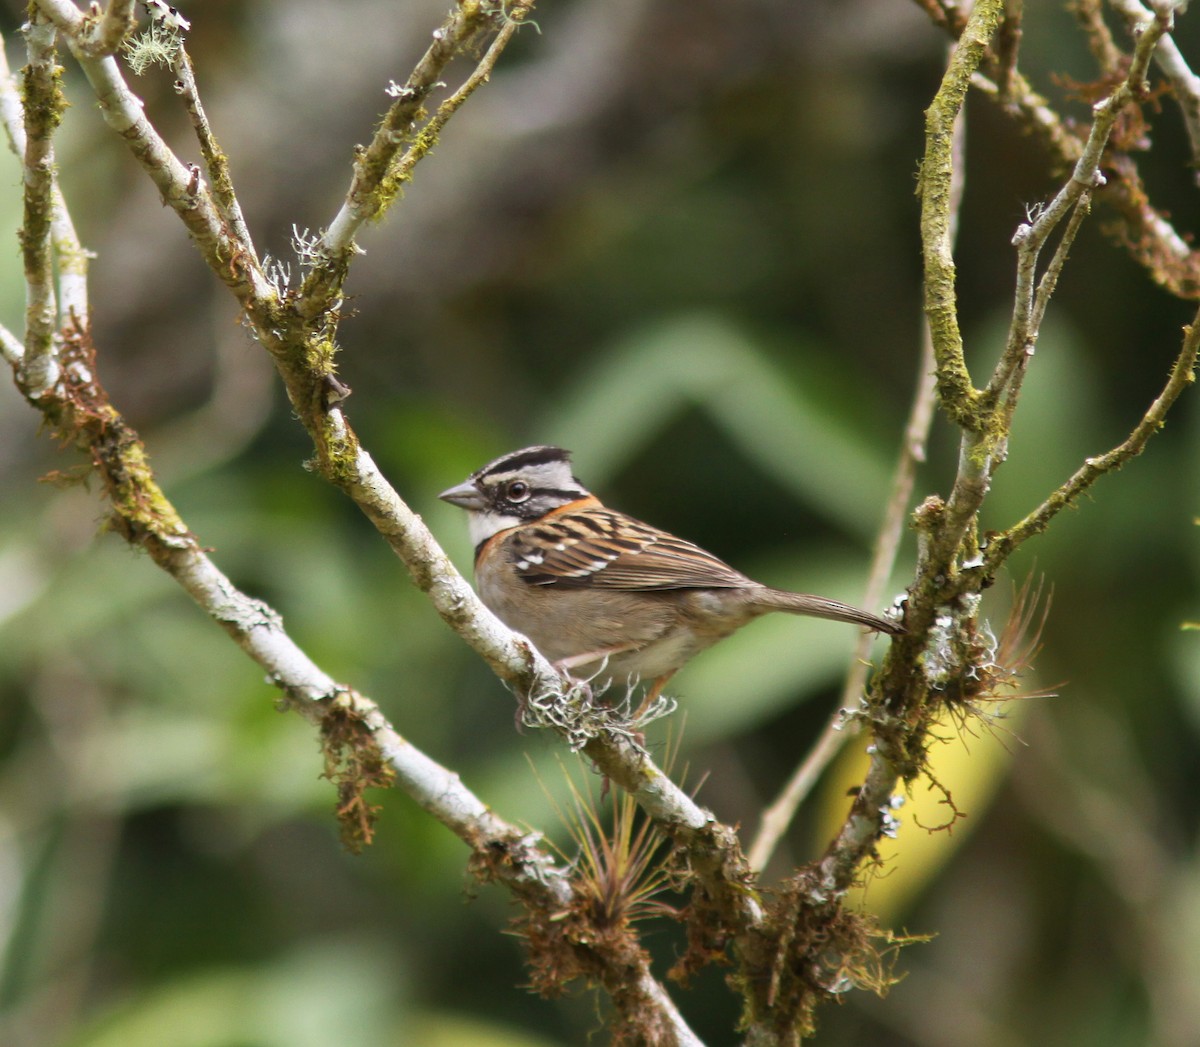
(440, 445, 901, 704)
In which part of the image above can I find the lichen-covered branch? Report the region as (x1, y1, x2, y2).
(2, 44, 82, 373)
(917, 0, 1003, 427)
(75, 0, 137, 57)
(18, 13, 64, 400)
(806, 0, 1191, 950)
(174, 46, 256, 259)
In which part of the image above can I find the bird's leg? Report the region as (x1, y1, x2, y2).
(632, 672, 676, 722)
(515, 643, 643, 732)
(553, 643, 639, 676)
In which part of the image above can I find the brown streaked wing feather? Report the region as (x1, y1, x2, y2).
(510, 508, 751, 590)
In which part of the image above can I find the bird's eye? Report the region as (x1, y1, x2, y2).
(505, 480, 531, 502)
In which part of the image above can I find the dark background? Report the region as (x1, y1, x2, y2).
(2, 2, 1199, 1045)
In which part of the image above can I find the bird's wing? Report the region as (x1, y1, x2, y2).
(508, 507, 751, 591)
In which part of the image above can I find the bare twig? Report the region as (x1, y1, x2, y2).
(387, 10, 531, 204)
(747, 718, 849, 875)
(968, 0, 1184, 573)
(922, 0, 1200, 298)
(911, 0, 969, 36)
(1110, 0, 1200, 177)
(34, 0, 272, 308)
(984, 313, 1199, 570)
(994, 0, 1024, 99)
(1071, 0, 1123, 74)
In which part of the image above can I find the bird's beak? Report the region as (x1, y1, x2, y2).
(438, 480, 488, 510)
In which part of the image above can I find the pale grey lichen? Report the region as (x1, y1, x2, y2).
(519, 666, 676, 751)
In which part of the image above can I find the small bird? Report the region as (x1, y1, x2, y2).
(440, 445, 901, 706)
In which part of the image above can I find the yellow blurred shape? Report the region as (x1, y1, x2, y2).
(817, 703, 1024, 923)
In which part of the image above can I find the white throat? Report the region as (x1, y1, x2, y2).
(467, 509, 522, 548)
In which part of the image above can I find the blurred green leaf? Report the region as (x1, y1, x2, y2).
(68, 939, 398, 1047)
(541, 314, 891, 539)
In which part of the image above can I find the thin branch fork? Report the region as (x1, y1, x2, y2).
(33, 0, 273, 311)
(1110, 0, 1200, 175)
(300, 0, 538, 319)
(983, 314, 1200, 573)
(923, 0, 1200, 299)
(965, 1, 1178, 568)
(174, 47, 256, 259)
(75, 0, 137, 57)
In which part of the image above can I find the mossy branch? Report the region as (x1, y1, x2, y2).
(18, 13, 64, 400)
(917, 0, 1003, 428)
(174, 46, 256, 261)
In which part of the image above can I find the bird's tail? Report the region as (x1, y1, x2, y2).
(758, 588, 903, 635)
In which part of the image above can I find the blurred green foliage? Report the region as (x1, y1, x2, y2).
(2, 2, 1199, 1045)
